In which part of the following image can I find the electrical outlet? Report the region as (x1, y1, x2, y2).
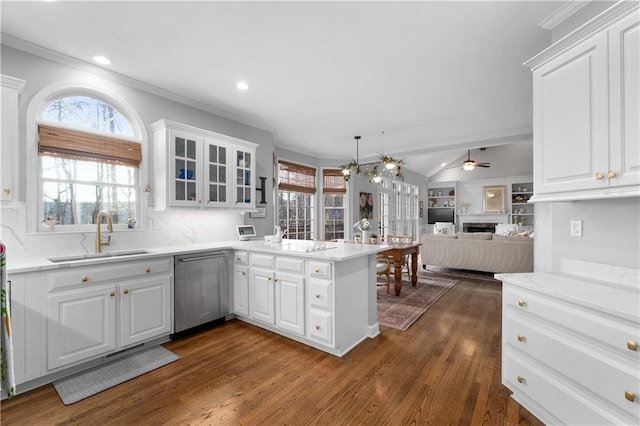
(570, 220, 583, 237)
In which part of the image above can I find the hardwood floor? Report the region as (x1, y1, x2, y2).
(1, 276, 542, 425)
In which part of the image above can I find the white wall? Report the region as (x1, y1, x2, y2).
(1, 46, 276, 261)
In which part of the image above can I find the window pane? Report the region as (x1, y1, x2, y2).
(42, 96, 133, 137)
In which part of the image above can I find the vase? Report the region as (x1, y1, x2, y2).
(361, 230, 370, 244)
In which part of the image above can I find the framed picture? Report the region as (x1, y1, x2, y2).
(359, 192, 373, 219)
(483, 185, 506, 213)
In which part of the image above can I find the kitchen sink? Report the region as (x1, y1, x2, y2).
(48, 250, 150, 263)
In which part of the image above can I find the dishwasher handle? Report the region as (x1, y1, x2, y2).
(177, 253, 229, 263)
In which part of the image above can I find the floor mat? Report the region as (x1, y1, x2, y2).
(53, 346, 178, 405)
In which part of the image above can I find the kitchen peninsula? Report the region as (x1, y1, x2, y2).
(6, 239, 384, 395)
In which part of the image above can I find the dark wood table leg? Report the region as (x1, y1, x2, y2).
(411, 250, 418, 287)
(393, 256, 403, 296)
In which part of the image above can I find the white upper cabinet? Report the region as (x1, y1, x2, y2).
(526, 3, 639, 202)
(152, 120, 257, 210)
(1, 75, 26, 202)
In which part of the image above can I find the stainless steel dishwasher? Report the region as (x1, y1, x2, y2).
(174, 250, 230, 335)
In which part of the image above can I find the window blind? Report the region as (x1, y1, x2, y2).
(278, 160, 316, 194)
(322, 169, 346, 194)
(38, 125, 142, 168)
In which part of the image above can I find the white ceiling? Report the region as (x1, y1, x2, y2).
(1, 1, 563, 177)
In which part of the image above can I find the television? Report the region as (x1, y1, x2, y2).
(427, 208, 455, 225)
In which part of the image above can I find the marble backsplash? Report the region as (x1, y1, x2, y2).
(0, 202, 245, 261)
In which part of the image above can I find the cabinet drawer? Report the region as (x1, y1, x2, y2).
(48, 258, 172, 291)
(309, 278, 332, 311)
(309, 261, 332, 278)
(505, 312, 640, 419)
(250, 253, 275, 269)
(504, 285, 639, 355)
(308, 309, 333, 346)
(234, 251, 248, 265)
(504, 353, 616, 425)
(277, 256, 305, 274)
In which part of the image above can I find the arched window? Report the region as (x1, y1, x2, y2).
(36, 92, 143, 230)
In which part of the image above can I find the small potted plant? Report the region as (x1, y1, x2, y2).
(370, 233, 378, 244)
(126, 218, 137, 229)
(354, 233, 362, 243)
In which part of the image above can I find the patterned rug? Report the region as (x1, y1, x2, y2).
(422, 265, 499, 282)
(377, 275, 458, 331)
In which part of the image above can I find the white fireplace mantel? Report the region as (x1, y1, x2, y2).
(458, 213, 510, 231)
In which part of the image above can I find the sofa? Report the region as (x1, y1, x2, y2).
(420, 232, 534, 273)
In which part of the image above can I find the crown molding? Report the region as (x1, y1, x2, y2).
(524, 0, 639, 70)
(1, 33, 276, 135)
(538, 1, 591, 30)
(1, 74, 26, 91)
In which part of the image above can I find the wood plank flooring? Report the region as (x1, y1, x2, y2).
(0, 276, 542, 425)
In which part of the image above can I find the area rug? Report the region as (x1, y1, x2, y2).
(422, 265, 499, 282)
(377, 275, 458, 331)
(53, 346, 178, 405)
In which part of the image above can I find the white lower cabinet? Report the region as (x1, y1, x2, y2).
(249, 266, 275, 325)
(47, 285, 117, 370)
(500, 274, 640, 425)
(247, 253, 306, 335)
(307, 277, 333, 346)
(46, 257, 173, 371)
(275, 272, 304, 335)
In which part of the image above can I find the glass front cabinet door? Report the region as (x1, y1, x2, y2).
(152, 119, 258, 210)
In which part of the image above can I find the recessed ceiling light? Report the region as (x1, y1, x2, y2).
(441, 162, 447, 167)
(93, 55, 112, 66)
(236, 81, 250, 91)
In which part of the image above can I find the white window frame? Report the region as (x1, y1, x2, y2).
(25, 81, 148, 233)
(321, 167, 348, 240)
(276, 158, 317, 240)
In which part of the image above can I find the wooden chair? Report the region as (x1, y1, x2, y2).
(376, 255, 391, 293)
(383, 235, 412, 276)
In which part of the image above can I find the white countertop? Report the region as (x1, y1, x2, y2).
(6, 239, 389, 274)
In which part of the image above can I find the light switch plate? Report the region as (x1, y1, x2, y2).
(570, 220, 583, 237)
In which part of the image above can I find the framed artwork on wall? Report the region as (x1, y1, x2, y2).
(359, 192, 373, 219)
(483, 185, 506, 213)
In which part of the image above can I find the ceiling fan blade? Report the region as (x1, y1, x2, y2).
(476, 163, 491, 168)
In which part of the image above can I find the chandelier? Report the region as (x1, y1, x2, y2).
(340, 135, 404, 182)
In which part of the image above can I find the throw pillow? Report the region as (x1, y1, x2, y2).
(433, 222, 455, 235)
(496, 223, 518, 236)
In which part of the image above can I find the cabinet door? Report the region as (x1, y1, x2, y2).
(233, 264, 249, 316)
(234, 147, 256, 208)
(47, 285, 117, 370)
(275, 272, 305, 335)
(203, 138, 232, 208)
(1, 76, 24, 202)
(120, 277, 171, 348)
(170, 130, 202, 207)
(249, 268, 275, 324)
(533, 31, 609, 194)
(609, 14, 640, 188)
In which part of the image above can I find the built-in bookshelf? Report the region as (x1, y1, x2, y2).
(511, 182, 534, 229)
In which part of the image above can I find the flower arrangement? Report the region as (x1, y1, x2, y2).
(353, 218, 370, 232)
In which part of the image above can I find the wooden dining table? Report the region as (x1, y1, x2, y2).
(379, 242, 422, 296)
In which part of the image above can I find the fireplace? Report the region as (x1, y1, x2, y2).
(463, 222, 498, 233)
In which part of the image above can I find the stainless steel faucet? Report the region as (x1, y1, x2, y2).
(95, 210, 113, 253)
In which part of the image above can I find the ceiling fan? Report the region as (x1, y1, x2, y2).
(462, 149, 491, 170)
